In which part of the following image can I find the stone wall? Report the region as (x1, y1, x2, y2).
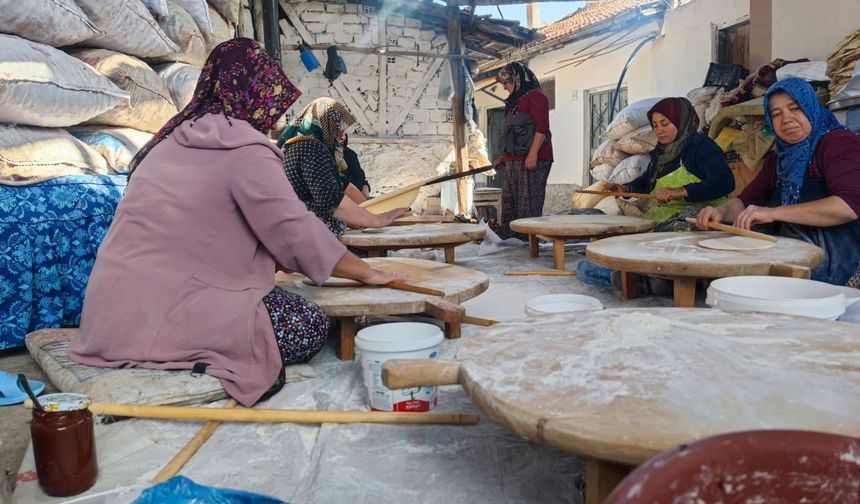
(278, 1, 458, 212)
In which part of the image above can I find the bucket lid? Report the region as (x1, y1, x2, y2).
(355, 322, 444, 353)
(525, 294, 603, 315)
(39, 393, 91, 412)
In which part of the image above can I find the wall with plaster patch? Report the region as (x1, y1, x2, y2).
(278, 1, 459, 212)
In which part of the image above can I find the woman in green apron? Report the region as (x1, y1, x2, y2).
(606, 97, 734, 231)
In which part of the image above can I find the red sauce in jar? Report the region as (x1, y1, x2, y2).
(30, 394, 98, 497)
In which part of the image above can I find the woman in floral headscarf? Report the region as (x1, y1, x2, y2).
(278, 97, 409, 238)
(606, 97, 734, 232)
(71, 39, 404, 407)
(697, 78, 860, 286)
(493, 62, 554, 239)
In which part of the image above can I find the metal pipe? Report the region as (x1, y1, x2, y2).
(609, 32, 658, 121)
(261, 0, 281, 65)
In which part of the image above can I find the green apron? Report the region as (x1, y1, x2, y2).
(644, 163, 727, 225)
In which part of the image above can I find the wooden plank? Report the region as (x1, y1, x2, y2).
(386, 58, 445, 134)
(250, 0, 265, 44)
(585, 458, 631, 504)
(378, 11, 388, 130)
(447, 0, 469, 215)
(279, 0, 377, 134)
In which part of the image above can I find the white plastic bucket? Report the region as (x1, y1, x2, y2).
(706, 276, 855, 320)
(524, 294, 604, 316)
(355, 322, 444, 412)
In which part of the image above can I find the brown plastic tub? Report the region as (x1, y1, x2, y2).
(606, 430, 860, 503)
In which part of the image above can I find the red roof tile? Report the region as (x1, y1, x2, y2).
(525, 0, 653, 52)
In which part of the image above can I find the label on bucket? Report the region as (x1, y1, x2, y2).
(363, 350, 440, 412)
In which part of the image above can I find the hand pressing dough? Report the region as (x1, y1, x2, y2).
(698, 236, 777, 251)
(301, 277, 363, 287)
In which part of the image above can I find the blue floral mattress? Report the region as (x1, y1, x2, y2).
(1, 175, 127, 350)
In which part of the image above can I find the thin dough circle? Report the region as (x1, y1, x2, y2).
(698, 236, 777, 251)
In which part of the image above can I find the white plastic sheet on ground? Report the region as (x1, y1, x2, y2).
(15, 237, 676, 503)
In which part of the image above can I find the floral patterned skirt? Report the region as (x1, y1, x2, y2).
(262, 287, 329, 365)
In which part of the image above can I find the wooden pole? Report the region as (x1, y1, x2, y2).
(151, 399, 239, 483)
(261, 0, 281, 65)
(23, 400, 479, 425)
(447, 0, 470, 216)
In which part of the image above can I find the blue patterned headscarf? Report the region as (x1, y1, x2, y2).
(764, 78, 844, 205)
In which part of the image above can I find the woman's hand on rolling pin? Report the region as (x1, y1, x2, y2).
(734, 204, 775, 230)
(360, 268, 408, 285)
(655, 187, 687, 204)
(695, 205, 725, 230)
(374, 208, 412, 227)
(603, 183, 628, 193)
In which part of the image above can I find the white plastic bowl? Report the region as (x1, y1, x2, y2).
(524, 294, 604, 316)
(706, 276, 858, 320)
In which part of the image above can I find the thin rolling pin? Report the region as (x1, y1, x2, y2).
(576, 189, 659, 200)
(23, 400, 478, 425)
(684, 218, 778, 242)
(331, 274, 445, 297)
(151, 399, 239, 483)
(504, 270, 577, 276)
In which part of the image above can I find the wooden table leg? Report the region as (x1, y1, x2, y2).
(366, 249, 382, 258)
(443, 246, 455, 264)
(552, 239, 566, 270)
(528, 234, 539, 258)
(620, 272, 639, 300)
(585, 458, 632, 503)
(336, 318, 356, 361)
(423, 299, 465, 340)
(673, 278, 697, 307)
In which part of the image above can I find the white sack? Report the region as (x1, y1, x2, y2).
(0, 125, 109, 183)
(0, 0, 102, 47)
(75, 0, 180, 58)
(603, 97, 663, 140)
(155, 62, 200, 108)
(590, 139, 627, 167)
(153, 1, 207, 67)
(0, 35, 128, 128)
(69, 126, 154, 173)
(72, 49, 178, 133)
(608, 154, 650, 185)
(615, 125, 658, 155)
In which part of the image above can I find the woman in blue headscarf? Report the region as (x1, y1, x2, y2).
(697, 78, 860, 286)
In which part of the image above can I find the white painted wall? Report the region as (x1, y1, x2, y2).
(771, 0, 860, 61)
(627, 0, 749, 100)
(476, 0, 750, 186)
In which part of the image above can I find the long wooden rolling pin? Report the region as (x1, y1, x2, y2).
(331, 274, 445, 297)
(23, 400, 478, 425)
(684, 217, 778, 242)
(576, 189, 659, 200)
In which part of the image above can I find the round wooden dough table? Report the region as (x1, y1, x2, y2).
(339, 223, 486, 263)
(386, 308, 860, 502)
(509, 215, 654, 270)
(587, 231, 824, 307)
(276, 258, 489, 360)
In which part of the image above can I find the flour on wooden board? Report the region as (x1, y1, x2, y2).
(698, 236, 777, 251)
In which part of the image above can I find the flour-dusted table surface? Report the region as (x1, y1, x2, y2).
(276, 258, 489, 360)
(388, 308, 860, 502)
(340, 223, 487, 263)
(509, 215, 654, 270)
(587, 231, 824, 307)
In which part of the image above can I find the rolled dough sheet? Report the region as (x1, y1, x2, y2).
(301, 277, 363, 287)
(698, 236, 777, 251)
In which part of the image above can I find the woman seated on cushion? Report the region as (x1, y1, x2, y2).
(605, 97, 735, 232)
(70, 39, 404, 407)
(697, 78, 860, 286)
(278, 98, 408, 237)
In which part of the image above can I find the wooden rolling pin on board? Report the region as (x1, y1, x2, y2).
(575, 189, 659, 200)
(684, 217, 777, 242)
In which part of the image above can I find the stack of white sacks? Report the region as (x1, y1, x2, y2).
(581, 97, 661, 215)
(0, 0, 244, 183)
